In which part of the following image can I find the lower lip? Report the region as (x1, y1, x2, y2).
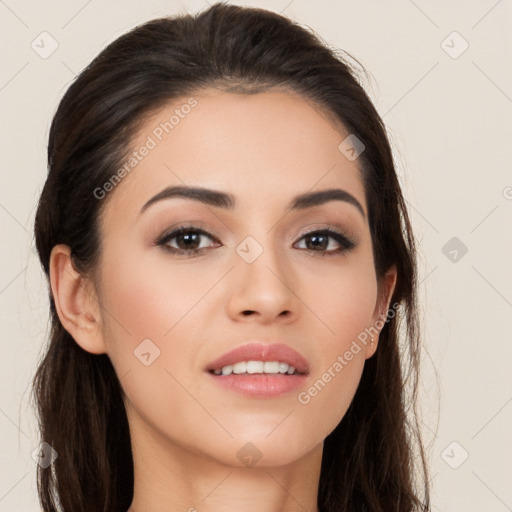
(206, 372, 308, 398)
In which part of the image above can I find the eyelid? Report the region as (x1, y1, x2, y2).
(297, 223, 356, 242)
(155, 220, 220, 240)
(155, 224, 220, 246)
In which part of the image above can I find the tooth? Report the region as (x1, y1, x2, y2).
(246, 361, 264, 373)
(263, 361, 280, 374)
(232, 362, 247, 374)
(221, 365, 233, 376)
(278, 362, 290, 374)
(214, 361, 298, 375)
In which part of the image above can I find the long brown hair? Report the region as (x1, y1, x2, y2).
(31, 3, 431, 511)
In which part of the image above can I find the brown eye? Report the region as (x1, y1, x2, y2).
(295, 229, 356, 256)
(157, 226, 219, 255)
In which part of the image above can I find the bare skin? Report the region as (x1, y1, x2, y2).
(49, 87, 396, 512)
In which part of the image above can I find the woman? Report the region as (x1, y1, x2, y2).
(31, 2, 431, 511)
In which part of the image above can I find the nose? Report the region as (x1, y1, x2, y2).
(225, 239, 299, 325)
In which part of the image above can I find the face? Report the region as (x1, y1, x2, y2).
(89, 88, 394, 468)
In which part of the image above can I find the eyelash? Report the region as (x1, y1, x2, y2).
(155, 224, 357, 257)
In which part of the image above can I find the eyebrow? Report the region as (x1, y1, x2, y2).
(140, 185, 366, 219)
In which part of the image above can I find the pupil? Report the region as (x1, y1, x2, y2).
(308, 234, 326, 250)
(179, 232, 199, 250)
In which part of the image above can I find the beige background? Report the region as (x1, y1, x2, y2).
(1, 0, 511, 510)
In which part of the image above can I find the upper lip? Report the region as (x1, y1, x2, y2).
(206, 342, 310, 375)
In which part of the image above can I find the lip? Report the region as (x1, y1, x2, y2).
(206, 372, 308, 398)
(205, 342, 310, 375)
(205, 343, 310, 399)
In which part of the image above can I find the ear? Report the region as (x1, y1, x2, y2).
(365, 264, 398, 359)
(49, 244, 107, 355)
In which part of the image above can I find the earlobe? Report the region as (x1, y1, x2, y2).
(49, 244, 107, 355)
(365, 265, 398, 359)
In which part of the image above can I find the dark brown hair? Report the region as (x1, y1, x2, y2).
(31, 2, 430, 511)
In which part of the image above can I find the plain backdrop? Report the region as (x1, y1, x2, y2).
(1, 1, 511, 510)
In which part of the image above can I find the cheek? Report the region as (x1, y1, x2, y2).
(288, 260, 376, 436)
(96, 253, 218, 448)
(99, 248, 211, 342)
(300, 256, 378, 349)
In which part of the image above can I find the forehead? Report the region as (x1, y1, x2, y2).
(100, 88, 367, 222)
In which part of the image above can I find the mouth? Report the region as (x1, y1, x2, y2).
(205, 342, 309, 398)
